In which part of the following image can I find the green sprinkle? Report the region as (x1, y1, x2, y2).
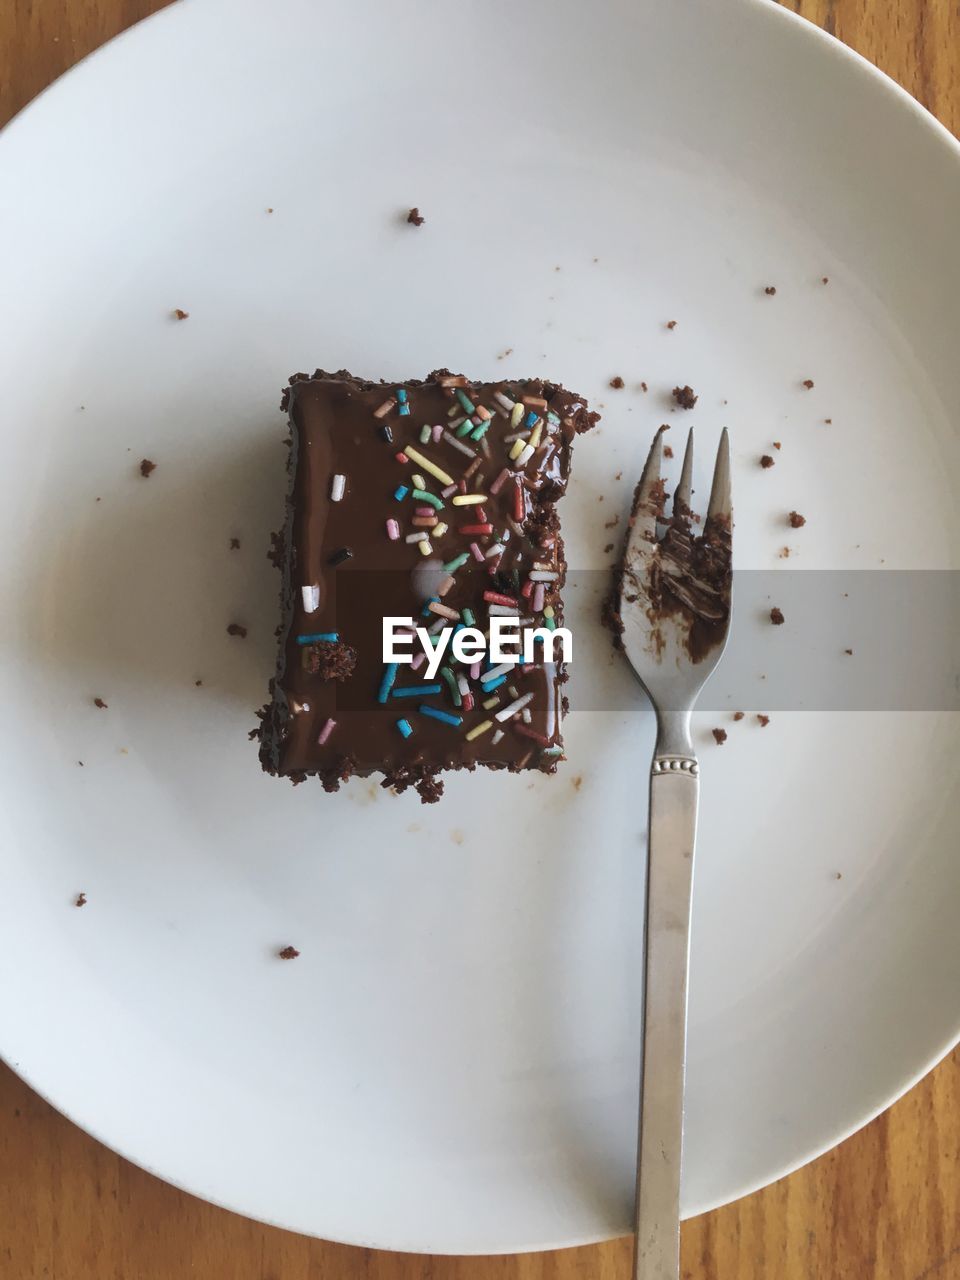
(442, 553, 471, 573)
(440, 666, 462, 707)
(419, 424, 431, 443)
(456, 389, 476, 414)
(455, 419, 476, 438)
(461, 607, 476, 627)
(545, 616, 557, 631)
(470, 421, 490, 441)
(412, 488, 444, 510)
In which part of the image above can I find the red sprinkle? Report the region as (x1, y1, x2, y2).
(484, 590, 519, 607)
(515, 724, 551, 747)
(521, 580, 534, 598)
(513, 478, 525, 522)
(458, 478, 467, 494)
(490, 468, 511, 495)
(462, 693, 475, 713)
(395, 452, 408, 464)
(460, 523, 493, 535)
(475, 507, 488, 523)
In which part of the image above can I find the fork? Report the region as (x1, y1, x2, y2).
(615, 426, 732, 1280)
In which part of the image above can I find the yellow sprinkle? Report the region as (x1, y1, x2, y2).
(451, 494, 487, 506)
(418, 539, 433, 556)
(509, 438, 526, 461)
(482, 696, 500, 710)
(543, 605, 555, 618)
(529, 422, 543, 449)
(433, 521, 448, 537)
(403, 446, 454, 487)
(411, 473, 426, 490)
(465, 719, 493, 741)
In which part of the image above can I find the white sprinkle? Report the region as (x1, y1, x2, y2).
(406, 532, 428, 543)
(491, 729, 505, 745)
(532, 561, 554, 570)
(485, 542, 505, 558)
(513, 443, 536, 469)
(301, 584, 320, 612)
(431, 424, 444, 442)
(494, 391, 516, 412)
(529, 570, 559, 582)
(532, 583, 545, 612)
(506, 516, 525, 537)
(411, 473, 426, 490)
(495, 692, 535, 722)
(330, 474, 346, 502)
(487, 604, 520, 617)
(503, 430, 532, 443)
(483, 661, 518, 683)
(522, 708, 532, 724)
(443, 431, 476, 457)
(457, 672, 470, 695)
(386, 518, 401, 541)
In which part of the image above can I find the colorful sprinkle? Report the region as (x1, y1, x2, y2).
(441, 666, 462, 706)
(317, 718, 337, 745)
(494, 391, 516, 412)
(397, 388, 410, 416)
(532, 583, 545, 612)
(513, 480, 525, 522)
(481, 674, 507, 693)
(428, 602, 459, 621)
(470, 421, 490, 441)
(412, 516, 437, 528)
(482, 662, 517, 684)
(395, 452, 409, 464)
(495, 692, 535, 722)
(386, 518, 400, 540)
(396, 718, 413, 738)
(455, 389, 476, 414)
(411, 488, 444, 510)
(508, 438, 526, 461)
(296, 632, 338, 644)
(456, 418, 477, 438)
(406, 532, 429, 543)
(301, 585, 320, 612)
(392, 683, 442, 698)
(379, 424, 394, 443)
(491, 728, 505, 745)
(378, 663, 399, 703)
(419, 704, 463, 727)
(510, 401, 524, 428)
(465, 719, 493, 741)
(411, 473, 427, 490)
(441, 482, 459, 497)
(419, 424, 431, 443)
(373, 398, 396, 418)
(431, 424, 444, 442)
(330, 474, 346, 502)
(461, 607, 476, 626)
(482, 695, 501, 710)
(469, 541, 486, 562)
(394, 484, 409, 501)
(461, 523, 493, 535)
(403, 446, 455, 487)
(442, 552, 471, 573)
(484, 591, 518, 607)
(433, 522, 449, 537)
(524, 410, 539, 429)
(490, 468, 511, 495)
(515, 724, 552, 747)
(451, 493, 486, 506)
(418, 539, 434, 556)
(514, 443, 535, 468)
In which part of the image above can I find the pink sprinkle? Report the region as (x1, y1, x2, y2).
(411, 651, 427, 672)
(532, 583, 545, 612)
(462, 693, 475, 712)
(431, 424, 444, 442)
(470, 661, 481, 680)
(415, 505, 434, 516)
(490, 468, 510, 495)
(441, 483, 458, 498)
(386, 518, 400, 540)
(521, 580, 534, 599)
(470, 542, 485, 562)
(484, 590, 519, 607)
(317, 718, 336, 745)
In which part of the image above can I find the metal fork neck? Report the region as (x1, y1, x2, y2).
(655, 710, 695, 761)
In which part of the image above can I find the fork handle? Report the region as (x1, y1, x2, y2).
(633, 754, 699, 1280)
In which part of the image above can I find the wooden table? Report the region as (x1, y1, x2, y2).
(2, 2, 959, 1277)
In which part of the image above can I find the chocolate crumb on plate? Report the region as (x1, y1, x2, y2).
(788, 511, 806, 528)
(139, 458, 156, 478)
(824, 418, 833, 424)
(406, 207, 425, 226)
(663, 444, 674, 459)
(802, 379, 815, 390)
(779, 546, 791, 559)
(760, 454, 775, 469)
(172, 308, 189, 320)
(672, 385, 697, 409)
(93, 697, 107, 709)
(666, 320, 677, 330)
(822, 276, 830, 284)
(844, 648, 854, 655)
(195, 679, 203, 686)
(230, 537, 241, 549)
(764, 286, 777, 296)
(74, 892, 87, 908)
(278, 945, 300, 960)
(609, 376, 625, 389)
(712, 728, 727, 745)
(603, 542, 614, 554)
(733, 711, 745, 721)
(757, 714, 771, 726)
(773, 441, 782, 450)
(770, 607, 785, 625)
(640, 381, 648, 392)
(227, 623, 248, 639)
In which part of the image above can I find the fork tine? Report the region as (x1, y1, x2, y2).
(636, 425, 666, 513)
(673, 428, 694, 520)
(706, 427, 731, 523)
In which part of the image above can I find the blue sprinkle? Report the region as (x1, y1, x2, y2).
(524, 410, 539, 429)
(392, 683, 442, 698)
(396, 718, 413, 738)
(456, 389, 476, 414)
(396, 388, 408, 403)
(421, 595, 439, 617)
(480, 674, 507, 692)
(393, 484, 409, 501)
(418, 704, 462, 727)
(398, 402, 411, 416)
(296, 632, 339, 644)
(378, 663, 398, 704)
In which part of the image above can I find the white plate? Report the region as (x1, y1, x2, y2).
(1, 0, 959, 1255)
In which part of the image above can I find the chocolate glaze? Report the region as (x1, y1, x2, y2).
(257, 370, 598, 801)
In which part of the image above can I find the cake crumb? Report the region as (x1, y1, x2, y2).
(74, 892, 87, 907)
(770, 607, 785, 625)
(406, 207, 425, 226)
(172, 308, 189, 320)
(712, 728, 727, 745)
(614, 472, 622, 480)
(779, 547, 791, 559)
(450, 829, 465, 846)
(666, 320, 677, 330)
(835, 871, 843, 879)
(278, 945, 300, 960)
(229, 537, 241, 549)
(760, 455, 775, 469)
(672, 384, 697, 409)
(733, 711, 745, 721)
(802, 378, 814, 389)
(266, 207, 274, 213)
(497, 348, 513, 360)
(603, 542, 614, 553)
(788, 511, 806, 528)
(664, 444, 674, 458)
(93, 697, 107, 709)
(822, 276, 829, 284)
(640, 381, 648, 392)
(604, 515, 620, 529)
(773, 441, 782, 450)
(757, 714, 770, 727)
(609, 376, 625, 389)
(844, 648, 853, 655)
(764, 286, 777, 295)
(139, 458, 156, 478)
(571, 775, 583, 791)
(227, 623, 248, 639)
(78, 761, 84, 766)
(824, 418, 832, 424)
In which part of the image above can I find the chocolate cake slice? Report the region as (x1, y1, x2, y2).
(256, 369, 598, 802)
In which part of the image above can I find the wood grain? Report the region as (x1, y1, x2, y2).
(1, 2, 959, 1277)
